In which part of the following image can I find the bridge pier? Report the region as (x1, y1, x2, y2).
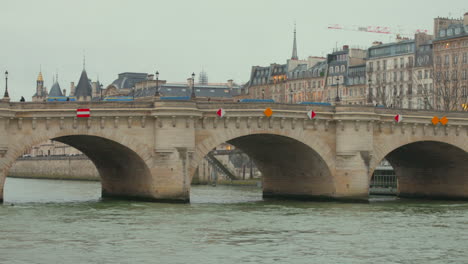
(332, 153, 371, 202)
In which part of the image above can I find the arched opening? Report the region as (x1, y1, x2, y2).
(373, 141, 468, 200)
(4, 135, 154, 203)
(191, 134, 334, 202)
(369, 159, 397, 196)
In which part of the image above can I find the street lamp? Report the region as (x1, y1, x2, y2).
(290, 88, 293, 103)
(154, 71, 160, 97)
(190, 72, 196, 99)
(335, 76, 340, 103)
(100, 84, 103, 101)
(4, 70, 9, 98)
(262, 88, 265, 99)
(367, 78, 373, 104)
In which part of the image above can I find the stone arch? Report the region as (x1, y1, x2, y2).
(192, 129, 336, 200)
(1, 130, 156, 202)
(371, 138, 468, 199)
(371, 137, 468, 178)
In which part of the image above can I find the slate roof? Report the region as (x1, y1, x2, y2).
(75, 70, 92, 97)
(131, 84, 241, 98)
(48, 82, 63, 97)
(111, 72, 148, 89)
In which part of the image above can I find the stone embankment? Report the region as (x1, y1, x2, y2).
(8, 156, 99, 181)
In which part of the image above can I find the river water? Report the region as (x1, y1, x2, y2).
(1, 178, 468, 264)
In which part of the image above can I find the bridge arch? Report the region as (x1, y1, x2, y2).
(1, 130, 156, 202)
(192, 129, 336, 200)
(371, 138, 468, 199)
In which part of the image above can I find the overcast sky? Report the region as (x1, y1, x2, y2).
(0, 0, 467, 100)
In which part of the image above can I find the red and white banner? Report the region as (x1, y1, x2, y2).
(216, 108, 225, 118)
(77, 108, 90, 118)
(394, 114, 402, 123)
(307, 110, 316, 119)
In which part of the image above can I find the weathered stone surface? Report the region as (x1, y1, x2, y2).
(0, 101, 467, 203)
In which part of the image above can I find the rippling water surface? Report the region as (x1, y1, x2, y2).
(1, 178, 468, 264)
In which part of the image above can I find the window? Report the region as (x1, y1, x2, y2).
(417, 85, 422, 94)
(369, 62, 374, 71)
(453, 70, 458, 80)
(400, 71, 404, 81)
(383, 60, 387, 70)
(377, 61, 380, 71)
(454, 55, 459, 65)
(424, 70, 428, 79)
(418, 71, 422, 80)
(393, 59, 397, 68)
(341, 65, 345, 72)
(463, 70, 468, 80)
(335, 66, 339, 73)
(329, 67, 334, 74)
(400, 58, 404, 68)
(444, 55, 450, 65)
(393, 72, 397, 82)
(408, 84, 412, 95)
(463, 53, 468, 64)
(436, 56, 441, 65)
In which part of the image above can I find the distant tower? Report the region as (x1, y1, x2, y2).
(199, 70, 208, 85)
(37, 72, 44, 96)
(32, 71, 46, 102)
(291, 24, 298, 60)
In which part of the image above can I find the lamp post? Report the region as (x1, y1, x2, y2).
(262, 88, 265, 99)
(367, 78, 373, 104)
(154, 71, 159, 97)
(335, 76, 340, 103)
(190, 72, 196, 99)
(289, 88, 293, 103)
(4, 70, 9, 98)
(100, 84, 103, 101)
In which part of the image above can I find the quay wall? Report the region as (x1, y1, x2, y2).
(8, 156, 100, 181)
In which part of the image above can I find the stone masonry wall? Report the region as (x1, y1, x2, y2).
(8, 156, 99, 181)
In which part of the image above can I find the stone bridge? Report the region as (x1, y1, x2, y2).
(0, 100, 467, 203)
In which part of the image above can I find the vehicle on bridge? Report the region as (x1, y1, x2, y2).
(297, 102, 331, 106)
(103, 96, 134, 102)
(47, 96, 76, 102)
(239, 99, 275, 103)
(160, 96, 190, 101)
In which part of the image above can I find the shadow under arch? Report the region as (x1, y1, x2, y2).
(195, 133, 335, 200)
(3, 135, 155, 202)
(375, 140, 468, 200)
(53, 135, 154, 200)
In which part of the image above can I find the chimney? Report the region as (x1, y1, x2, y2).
(63, 89, 66, 96)
(464, 12, 468, 26)
(91, 82, 98, 98)
(372, 41, 382, 46)
(342, 45, 349, 50)
(70, 82, 75, 96)
(227, 79, 233, 88)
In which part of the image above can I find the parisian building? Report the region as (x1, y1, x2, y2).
(432, 13, 468, 111)
(325, 46, 366, 104)
(367, 38, 417, 108)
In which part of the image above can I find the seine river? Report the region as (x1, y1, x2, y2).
(1, 178, 468, 264)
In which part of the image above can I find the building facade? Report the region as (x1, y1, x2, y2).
(366, 39, 416, 108)
(325, 46, 366, 104)
(432, 13, 468, 111)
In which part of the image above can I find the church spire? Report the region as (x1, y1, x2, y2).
(291, 23, 298, 60)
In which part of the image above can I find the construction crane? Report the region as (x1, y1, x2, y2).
(328, 24, 429, 37)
